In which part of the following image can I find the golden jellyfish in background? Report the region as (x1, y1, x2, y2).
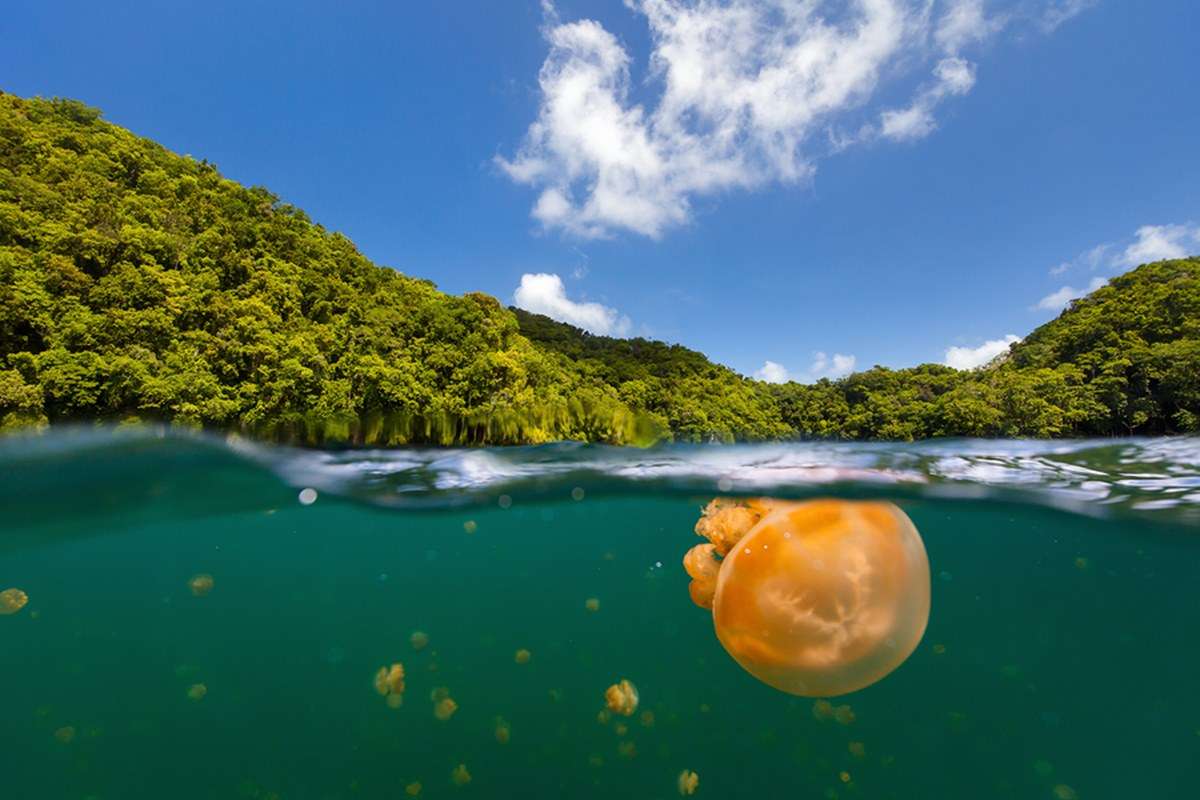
(375, 663, 406, 708)
(605, 679, 639, 717)
(405, 781, 422, 797)
(450, 763, 471, 787)
(434, 697, 459, 721)
(514, 648, 531, 665)
(677, 769, 700, 796)
(187, 683, 208, 702)
(188, 574, 214, 597)
(0, 588, 28, 615)
(410, 631, 430, 651)
(493, 716, 511, 744)
(682, 498, 930, 697)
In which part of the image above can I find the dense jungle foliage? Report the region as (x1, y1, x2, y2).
(1, 93, 1197, 444)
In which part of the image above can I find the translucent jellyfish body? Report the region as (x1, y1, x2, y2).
(450, 763, 471, 786)
(683, 498, 930, 697)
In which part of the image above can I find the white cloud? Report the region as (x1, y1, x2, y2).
(1047, 223, 1200, 279)
(810, 351, 858, 379)
(1034, 276, 1107, 312)
(1118, 223, 1200, 267)
(754, 360, 791, 383)
(753, 351, 857, 384)
(513, 273, 632, 336)
(502, 1, 1084, 239)
(944, 334, 1021, 369)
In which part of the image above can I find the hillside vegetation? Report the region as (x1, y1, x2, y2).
(1, 92, 1197, 444)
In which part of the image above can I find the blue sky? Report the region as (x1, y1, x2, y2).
(3, 1, 1198, 380)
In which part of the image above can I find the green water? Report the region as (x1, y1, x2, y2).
(2, 433, 1199, 799)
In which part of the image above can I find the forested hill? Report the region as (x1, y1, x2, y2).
(517, 259, 1200, 440)
(1, 92, 1197, 444)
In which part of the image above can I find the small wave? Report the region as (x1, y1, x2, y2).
(3, 427, 1199, 524)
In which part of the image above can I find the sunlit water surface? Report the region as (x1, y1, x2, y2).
(2, 429, 1198, 799)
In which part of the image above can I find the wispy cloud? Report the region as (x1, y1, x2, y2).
(1034, 276, 1107, 312)
(501, 1, 1087, 239)
(1118, 223, 1200, 267)
(1038, 0, 1096, 33)
(1040, 222, 1199, 308)
(944, 334, 1021, 369)
(1049, 242, 1109, 276)
(513, 273, 631, 335)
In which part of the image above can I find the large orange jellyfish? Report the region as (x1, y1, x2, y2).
(682, 498, 930, 697)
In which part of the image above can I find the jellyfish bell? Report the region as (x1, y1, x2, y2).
(0, 588, 28, 615)
(604, 679, 639, 717)
(688, 498, 930, 698)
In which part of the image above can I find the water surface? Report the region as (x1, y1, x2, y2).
(2, 429, 1198, 799)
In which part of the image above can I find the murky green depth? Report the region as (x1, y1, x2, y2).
(2, 441, 1199, 799)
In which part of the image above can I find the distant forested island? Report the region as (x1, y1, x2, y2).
(1, 93, 1197, 445)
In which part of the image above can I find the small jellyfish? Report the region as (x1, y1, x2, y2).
(571, 487, 586, 501)
(0, 587, 28, 615)
(431, 686, 450, 702)
(585, 597, 601, 613)
(514, 649, 531, 665)
(1074, 557, 1089, 571)
(684, 498, 930, 697)
(187, 683, 208, 702)
(597, 709, 612, 725)
(833, 705, 856, 726)
(463, 520, 478, 534)
(54, 726, 76, 744)
(639, 710, 656, 728)
(839, 771, 852, 784)
(605, 679, 639, 717)
(188, 574, 214, 597)
(405, 781, 422, 797)
(410, 631, 430, 651)
(374, 664, 406, 698)
(932, 643, 947, 655)
(812, 700, 834, 721)
(614, 722, 629, 737)
(494, 717, 511, 744)
(1052, 785, 1077, 800)
(588, 753, 604, 768)
(848, 741, 865, 759)
(434, 697, 459, 721)
(450, 763, 471, 786)
(677, 769, 700, 796)
(617, 740, 637, 760)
